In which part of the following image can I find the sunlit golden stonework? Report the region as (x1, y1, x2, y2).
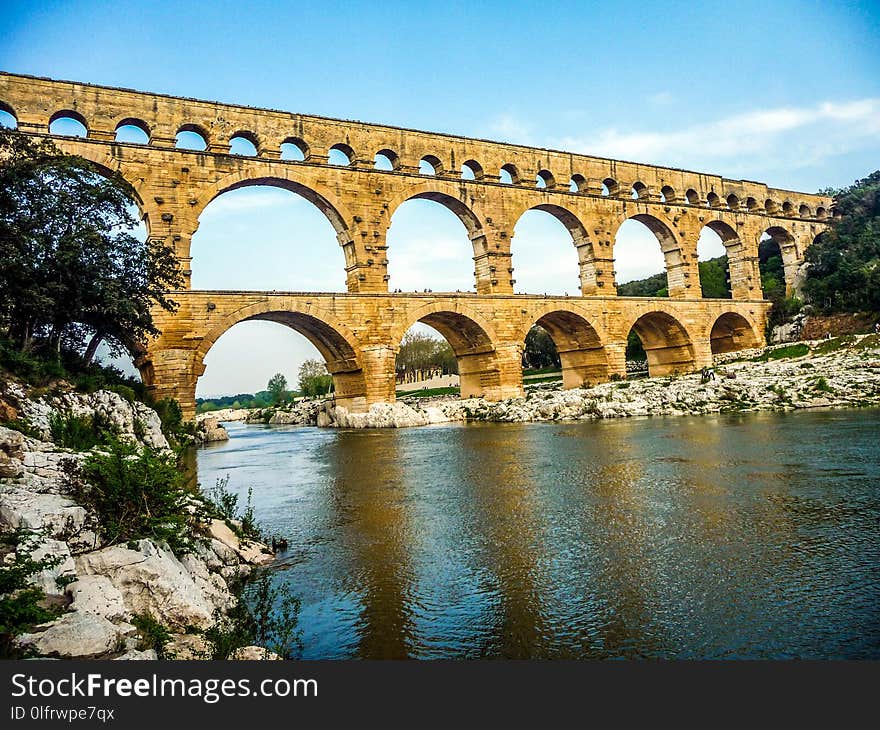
(0, 73, 831, 417)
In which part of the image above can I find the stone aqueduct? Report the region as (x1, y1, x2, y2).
(0, 73, 832, 417)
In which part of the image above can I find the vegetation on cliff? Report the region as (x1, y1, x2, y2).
(804, 171, 880, 313)
(0, 128, 300, 659)
(0, 529, 65, 658)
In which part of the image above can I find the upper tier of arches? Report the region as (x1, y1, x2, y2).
(0, 73, 830, 223)
(13, 136, 826, 302)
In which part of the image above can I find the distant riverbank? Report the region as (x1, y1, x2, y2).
(198, 335, 880, 430)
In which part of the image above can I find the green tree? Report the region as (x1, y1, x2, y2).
(1, 529, 64, 658)
(698, 256, 732, 299)
(758, 239, 786, 303)
(0, 128, 182, 359)
(618, 257, 732, 300)
(266, 373, 288, 405)
(395, 330, 458, 379)
(298, 359, 333, 397)
(626, 330, 647, 361)
(803, 171, 880, 312)
(522, 325, 560, 369)
(617, 271, 669, 297)
(756, 238, 803, 330)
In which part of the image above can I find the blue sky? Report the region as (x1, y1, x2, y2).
(2, 1, 878, 396)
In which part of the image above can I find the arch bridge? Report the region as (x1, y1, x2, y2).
(0, 73, 832, 417)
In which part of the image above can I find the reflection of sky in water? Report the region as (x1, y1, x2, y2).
(196, 410, 880, 659)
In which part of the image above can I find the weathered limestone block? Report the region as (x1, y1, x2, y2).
(165, 633, 210, 660)
(230, 646, 282, 660)
(197, 417, 229, 443)
(208, 538, 239, 567)
(18, 390, 169, 450)
(67, 574, 129, 622)
(195, 408, 250, 422)
(17, 612, 123, 659)
(115, 648, 158, 660)
(179, 551, 235, 614)
(325, 401, 456, 428)
(74, 539, 219, 630)
(208, 519, 274, 566)
(26, 538, 76, 598)
(0, 487, 87, 537)
(0, 427, 25, 478)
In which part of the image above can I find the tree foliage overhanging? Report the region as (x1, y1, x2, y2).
(803, 170, 880, 313)
(0, 128, 183, 361)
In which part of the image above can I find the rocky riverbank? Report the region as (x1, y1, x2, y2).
(0, 386, 278, 660)
(234, 335, 880, 429)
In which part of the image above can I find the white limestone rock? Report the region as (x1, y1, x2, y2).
(321, 401, 457, 429)
(115, 648, 158, 660)
(0, 427, 25, 478)
(67, 574, 129, 622)
(230, 645, 282, 660)
(17, 389, 168, 450)
(179, 551, 235, 614)
(74, 539, 219, 630)
(17, 611, 123, 659)
(197, 417, 229, 443)
(208, 519, 274, 566)
(196, 408, 250, 423)
(0, 487, 86, 537)
(26, 538, 76, 598)
(165, 633, 209, 660)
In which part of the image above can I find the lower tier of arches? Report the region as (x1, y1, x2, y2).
(141, 292, 771, 418)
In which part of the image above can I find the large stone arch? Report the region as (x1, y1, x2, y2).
(385, 182, 486, 237)
(392, 300, 506, 399)
(0, 99, 18, 125)
(510, 203, 599, 295)
(522, 305, 610, 388)
(699, 218, 760, 300)
(614, 213, 691, 299)
(196, 299, 367, 409)
(707, 311, 762, 354)
(189, 170, 358, 289)
(625, 310, 697, 377)
(194, 170, 353, 241)
(762, 225, 801, 296)
(384, 182, 491, 292)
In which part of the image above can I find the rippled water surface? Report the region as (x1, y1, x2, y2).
(195, 410, 880, 659)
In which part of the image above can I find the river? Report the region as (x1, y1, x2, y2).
(194, 410, 880, 659)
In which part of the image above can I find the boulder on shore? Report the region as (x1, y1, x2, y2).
(196, 417, 229, 443)
(74, 539, 229, 631)
(17, 611, 124, 659)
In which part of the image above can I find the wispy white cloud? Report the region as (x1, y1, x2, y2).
(647, 91, 674, 106)
(488, 98, 880, 183)
(203, 188, 309, 215)
(488, 113, 535, 145)
(554, 98, 880, 177)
